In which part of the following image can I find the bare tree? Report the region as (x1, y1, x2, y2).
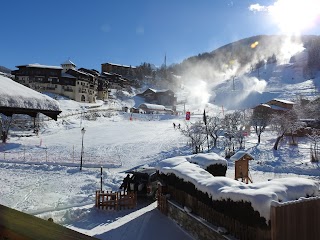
(270, 113, 288, 150)
(223, 111, 244, 156)
(308, 129, 320, 162)
(251, 105, 271, 144)
(180, 120, 206, 154)
(0, 114, 13, 143)
(270, 110, 303, 150)
(206, 116, 223, 148)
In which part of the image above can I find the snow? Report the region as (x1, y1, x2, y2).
(272, 98, 295, 104)
(138, 103, 166, 110)
(156, 157, 319, 222)
(186, 152, 228, 168)
(230, 151, 254, 161)
(0, 75, 60, 111)
(16, 63, 63, 69)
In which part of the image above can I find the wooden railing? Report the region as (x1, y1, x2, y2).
(95, 190, 137, 210)
(165, 185, 271, 240)
(157, 184, 168, 215)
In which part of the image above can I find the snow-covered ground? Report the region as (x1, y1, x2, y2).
(0, 52, 319, 239)
(0, 104, 319, 239)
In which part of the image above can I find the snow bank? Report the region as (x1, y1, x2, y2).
(0, 76, 60, 111)
(186, 152, 227, 168)
(156, 156, 319, 222)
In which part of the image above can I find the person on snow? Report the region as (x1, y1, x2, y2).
(120, 174, 130, 191)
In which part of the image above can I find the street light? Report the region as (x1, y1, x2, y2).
(80, 127, 86, 171)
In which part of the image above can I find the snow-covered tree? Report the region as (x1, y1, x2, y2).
(180, 120, 206, 154)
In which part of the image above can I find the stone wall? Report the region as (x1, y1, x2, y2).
(167, 200, 229, 240)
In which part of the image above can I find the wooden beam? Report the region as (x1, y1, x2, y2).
(0, 204, 97, 240)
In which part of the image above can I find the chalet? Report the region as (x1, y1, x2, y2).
(12, 60, 104, 103)
(253, 98, 295, 116)
(265, 98, 294, 111)
(138, 103, 174, 114)
(138, 88, 176, 106)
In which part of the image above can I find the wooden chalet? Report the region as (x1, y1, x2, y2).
(138, 88, 176, 106)
(265, 98, 294, 111)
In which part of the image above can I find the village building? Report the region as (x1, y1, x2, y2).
(12, 60, 107, 103)
(265, 98, 295, 111)
(137, 103, 174, 114)
(137, 88, 177, 106)
(101, 72, 130, 91)
(101, 62, 136, 79)
(253, 98, 295, 115)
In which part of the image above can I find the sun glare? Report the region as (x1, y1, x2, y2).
(269, 0, 320, 35)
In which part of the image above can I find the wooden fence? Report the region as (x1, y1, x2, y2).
(159, 185, 320, 240)
(165, 185, 271, 240)
(95, 190, 137, 210)
(157, 184, 168, 215)
(271, 197, 320, 240)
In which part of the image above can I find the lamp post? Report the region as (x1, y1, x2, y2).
(80, 127, 86, 171)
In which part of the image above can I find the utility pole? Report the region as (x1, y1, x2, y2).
(203, 109, 210, 152)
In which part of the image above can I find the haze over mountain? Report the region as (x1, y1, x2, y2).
(168, 35, 320, 111)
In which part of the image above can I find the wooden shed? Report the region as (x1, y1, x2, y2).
(230, 151, 254, 184)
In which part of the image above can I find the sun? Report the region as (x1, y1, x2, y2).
(269, 0, 320, 35)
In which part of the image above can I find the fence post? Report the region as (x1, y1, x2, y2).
(100, 167, 103, 192)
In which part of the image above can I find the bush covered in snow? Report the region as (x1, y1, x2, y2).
(156, 156, 319, 228)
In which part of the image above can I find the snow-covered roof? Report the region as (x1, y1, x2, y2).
(186, 153, 227, 168)
(103, 62, 136, 69)
(148, 88, 171, 93)
(0, 76, 61, 112)
(102, 72, 113, 76)
(68, 69, 91, 77)
(272, 98, 295, 105)
(139, 103, 166, 110)
(230, 151, 254, 161)
(269, 104, 290, 111)
(16, 63, 62, 70)
(61, 59, 76, 66)
(156, 156, 319, 222)
(259, 103, 271, 108)
(61, 73, 76, 78)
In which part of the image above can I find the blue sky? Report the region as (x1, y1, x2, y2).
(1, 0, 319, 71)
